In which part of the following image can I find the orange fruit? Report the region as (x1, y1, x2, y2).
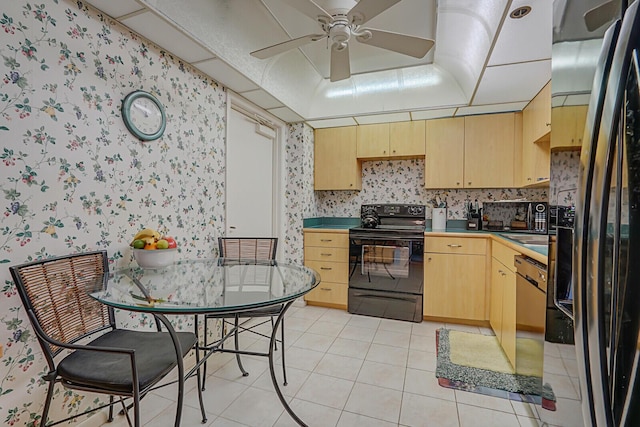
(144, 242, 157, 250)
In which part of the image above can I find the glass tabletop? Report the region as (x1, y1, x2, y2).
(89, 258, 320, 314)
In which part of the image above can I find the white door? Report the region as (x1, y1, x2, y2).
(226, 107, 275, 237)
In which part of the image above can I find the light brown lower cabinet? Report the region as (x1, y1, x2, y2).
(490, 241, 520, 367)
(303, 230, 349, 309)
(423, 237, 487, 321)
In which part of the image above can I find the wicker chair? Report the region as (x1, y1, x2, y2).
(202, 237, 287, 387)
(9, 250, 199, 427)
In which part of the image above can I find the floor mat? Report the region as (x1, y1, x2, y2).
(436, 328, 556, 409)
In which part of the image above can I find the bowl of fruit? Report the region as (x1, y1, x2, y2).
(130, 228, 178, 269)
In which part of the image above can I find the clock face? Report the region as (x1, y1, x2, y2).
(122, 91, 166, 141)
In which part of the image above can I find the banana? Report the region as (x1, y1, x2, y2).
(131, 228, 160, 245)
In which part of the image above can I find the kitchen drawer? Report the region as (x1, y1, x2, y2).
(492, 241, 520, 272)
(424, 236, 487, 255)
(305, 282, 347, 306)
(304, 260, 349, 284)
(304, 231, 349, 248)
(304, 246, 349, 262)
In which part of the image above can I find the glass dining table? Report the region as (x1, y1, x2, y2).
(89, 258, 320, 427)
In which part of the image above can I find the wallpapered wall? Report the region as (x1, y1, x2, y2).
(315, 159, 549, 219)
(550, 151, 580, 206)
(0, 1, 315, 426)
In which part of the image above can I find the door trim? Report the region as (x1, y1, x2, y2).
(225, 91, 286, 260)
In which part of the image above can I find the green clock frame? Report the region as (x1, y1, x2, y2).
(121, 90, 167, 141)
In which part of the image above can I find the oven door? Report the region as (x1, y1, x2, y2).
(348, 238, 423, 294)
(348, 288, 423, 323)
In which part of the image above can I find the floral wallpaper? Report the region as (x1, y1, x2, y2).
(284, 123, 316, 265)
(550, 151, 580, 206)
(315, 159, 548, 219)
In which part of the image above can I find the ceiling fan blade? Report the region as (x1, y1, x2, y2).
(251, 34, 325, 59)
(348, 0, 401, 25)
(283, 0, 333, 23)
(583, 0, 620, 32)
(330, 44, 351, 82)
(356, 29, 434, 58)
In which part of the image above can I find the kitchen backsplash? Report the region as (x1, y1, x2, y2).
(315, 159, 548, 219)
(550, 151, 580, 206)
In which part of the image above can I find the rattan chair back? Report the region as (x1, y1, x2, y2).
(218, 237, 277, 261)
(11, 250, 111, 357)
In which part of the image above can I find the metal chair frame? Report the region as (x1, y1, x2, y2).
(10, 250, 202, 427)
(201, 237, 287, 387)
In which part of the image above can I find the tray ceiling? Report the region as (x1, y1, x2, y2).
(83, 0, 556, 127)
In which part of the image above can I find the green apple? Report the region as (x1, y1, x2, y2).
(156, 239, 169, 249)
(132, 239, 145, 249)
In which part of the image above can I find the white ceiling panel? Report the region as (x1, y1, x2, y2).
(355, 112, 411, 125)
(564, 93, 591, 106)
(240, 90, 284, 110)
(84, 0, 144, 18)
(307, 117, 359, 128)
(120, 12, 213, 63)
(456, 101, 528, 116)
(473, 60, 551, 105)
(193, 59, 259, 93)
(488, 0, 552, 66)
(552, 95, 568, 107)
(267, 107, 304, 123)
(410, 108, 457, 120)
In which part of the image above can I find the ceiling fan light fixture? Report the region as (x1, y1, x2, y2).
(329, 21, 351, 44)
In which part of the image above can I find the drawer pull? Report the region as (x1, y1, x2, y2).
(320, 267, 333, 271)
(320, 287, 332, 291)
(447, 244, 462, 248)
(321, 253, 332, 256)
(320, 239, 333, 242)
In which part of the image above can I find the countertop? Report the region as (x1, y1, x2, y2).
(303, 218, 548, 264)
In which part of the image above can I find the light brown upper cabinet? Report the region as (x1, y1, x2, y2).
(523, 81, 551, 144)
(518, 112, 550, 187)
(357, 121, 425, 159)
(551, 105, 588, 150)
(464, 113, 516, 188)
(314, 127, 362, 191)
(425, 117, 465, 189)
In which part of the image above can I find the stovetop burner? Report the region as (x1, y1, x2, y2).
(350, 204, 426, 240)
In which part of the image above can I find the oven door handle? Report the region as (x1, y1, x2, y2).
(350, 291, 418, 303)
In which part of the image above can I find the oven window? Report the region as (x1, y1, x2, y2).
(361, 245, 409, 278)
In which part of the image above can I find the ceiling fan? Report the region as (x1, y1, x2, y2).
(250, 0, 435, 82)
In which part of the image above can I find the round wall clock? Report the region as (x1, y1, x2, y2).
(121, 90, 166, 141)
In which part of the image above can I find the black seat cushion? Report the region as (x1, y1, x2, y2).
(207, 304, 284, 319)
(57, 329, 197, 393)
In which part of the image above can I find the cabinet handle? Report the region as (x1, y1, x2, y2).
(502, 272, 507, 277)
(393, 150, 396, 153)
(320, 267, 333, 271)
(321, 253, 332, 256)
(428, 257, 432, 261)
(320, 239, 333, 242)
(527, 177, 532, 181)
(383, 150, 387, 153)
(468, 181, 472, 185)
(320, 287, 332, 291)
(447, 244, 462, 248)
(350, 183, 353, 187)
(546, 122, 551, 126)
(456, 182, 460, 186)
(498, 269, 504, 274)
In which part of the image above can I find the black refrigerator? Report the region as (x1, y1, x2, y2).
(573, 1, 640, 425)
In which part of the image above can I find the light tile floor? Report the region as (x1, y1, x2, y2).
(98, 305, 542, 427)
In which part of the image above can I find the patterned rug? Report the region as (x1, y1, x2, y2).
(435, 328, 557, 409)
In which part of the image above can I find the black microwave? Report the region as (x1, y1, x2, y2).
(482, 201, 548, 234)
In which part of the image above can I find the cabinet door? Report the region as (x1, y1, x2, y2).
(389, 121, 425, 157)
(501, 268, 516, 367)
(314, 127, 361, 190)
(490, 259, 505, 342)
(521, 110, 550, 187)
(357, 123, 390, 158)
(464, 113, 516, 188)
(424, 253, 486, 320)
(523, 81, 551, 144)
(425, 117, 464, 189)
(551, 105, 588, 150)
